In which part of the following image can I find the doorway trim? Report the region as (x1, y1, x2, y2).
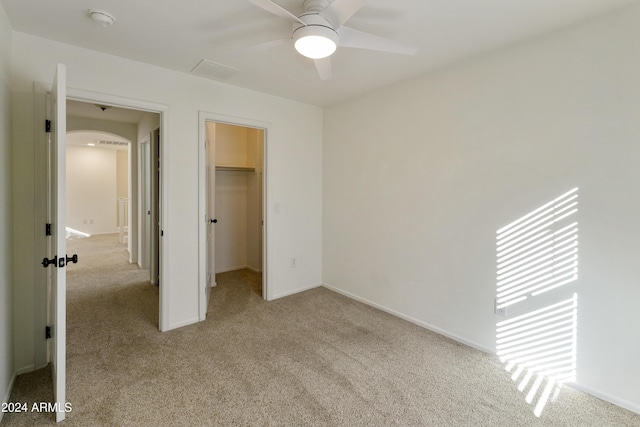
(198, 111, 271, 321)
(67, 87, 170, 331)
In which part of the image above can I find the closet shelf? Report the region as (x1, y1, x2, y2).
(215, 165, 255, 172)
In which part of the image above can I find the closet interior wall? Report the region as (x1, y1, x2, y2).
(210, 122, 263, 274)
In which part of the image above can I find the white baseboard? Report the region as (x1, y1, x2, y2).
(271, 282, 321, 300)
(216, 265, 248, 274)
(321, 282, 493, 355)
(162, 317, 200, 332)
(1, 371, 17, 422)
(216, 265, 262, 274)
(568, 382, 640, 415)
(15, 364, 34, 376)
(322, 282, 640, 416)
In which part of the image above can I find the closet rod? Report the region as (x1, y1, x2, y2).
(215, 166, 255, 172)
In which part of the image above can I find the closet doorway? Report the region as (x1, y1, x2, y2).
(201, 117, 267, 318)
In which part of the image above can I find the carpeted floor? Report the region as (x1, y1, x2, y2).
(2, 234, 639, 426)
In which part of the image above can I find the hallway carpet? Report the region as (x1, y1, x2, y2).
(3, 234, 639, 426)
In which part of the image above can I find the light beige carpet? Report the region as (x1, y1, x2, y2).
(3, 234, 639, 426)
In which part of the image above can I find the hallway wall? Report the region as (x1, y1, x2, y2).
(66, 145, 121, 235)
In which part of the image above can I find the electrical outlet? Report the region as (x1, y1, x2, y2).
(494, 298, 506, 317)
(290, 257, 297, 268)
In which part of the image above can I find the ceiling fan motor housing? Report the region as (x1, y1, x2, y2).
(293, 13, 339, 39)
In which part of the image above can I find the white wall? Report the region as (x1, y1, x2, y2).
(137, 113, 160, 142)
(116, 149, 128, 225)
(215, 171, 249, 272)
(66, 145, 120, 235)
(0, 2, 13, 416)
(215, 123, 249, 167)
(11, 32, 323, 372)
(323, 4, 640, 413)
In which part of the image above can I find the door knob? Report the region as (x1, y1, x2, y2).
(42, 256, 58, 268)
(210, 219, 217, 224)
(41, 254, 78, 268)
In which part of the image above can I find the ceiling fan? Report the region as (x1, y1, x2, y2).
(246, 0, 418, 80)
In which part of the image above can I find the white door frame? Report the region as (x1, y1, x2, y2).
(198, 111, 270, 321)
(67, 87, 170, 331)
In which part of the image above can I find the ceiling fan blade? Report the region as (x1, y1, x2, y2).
(248, 0, 306, 26)
(232, 38, 290, 56)
(320, 0, 367, 28)
(339, 26, 418, 55)
(314, 57, 332, 80)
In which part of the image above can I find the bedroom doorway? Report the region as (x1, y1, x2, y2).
(63, 98, 164, 327)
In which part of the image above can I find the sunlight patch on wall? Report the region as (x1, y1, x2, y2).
(496, 188, 578, 309)
(496, 188, 578, 417)
(497, 294, 577, 416)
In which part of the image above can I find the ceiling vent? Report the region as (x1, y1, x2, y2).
(99, 140, 129, 146)
(191, 59, 238, 80)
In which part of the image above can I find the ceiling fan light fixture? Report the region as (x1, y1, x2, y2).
(293, 25, 338, 59)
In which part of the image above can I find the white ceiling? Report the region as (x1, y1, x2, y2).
(2, 0, 637, 106)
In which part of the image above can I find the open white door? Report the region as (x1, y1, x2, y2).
(138, 134, 151, 270)
(47, 63, 67, 422)
(198, 117, 215, 320)
(205, 123, 216, 310)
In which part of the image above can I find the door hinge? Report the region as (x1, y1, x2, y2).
(45, 223, 51, 236)
(45, 326, 51, 339)
(45, 120, 51, 133)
